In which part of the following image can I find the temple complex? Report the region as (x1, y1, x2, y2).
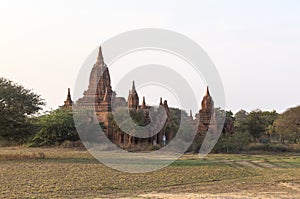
(62, 46, 216, 149)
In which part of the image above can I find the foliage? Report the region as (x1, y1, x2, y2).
(234, 110, 248, 133)
(109, 106, 192, 150)
(261, 110, 279, 136)
(214, 107, 226, 126)
(234, 109, 278, 142)
(247, 110, 268, 141)
(204, 109, 280, 152)
(0, 77, 44, 143)
(213, 131, 251, 153)
(274, 106, 300, 144)
(31, 109, 78, 146)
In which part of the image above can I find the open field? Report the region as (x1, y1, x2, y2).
(1, 147, 300, 198)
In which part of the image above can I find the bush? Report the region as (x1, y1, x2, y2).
(213, 131, 251, 153)
(31, 109, 79, 146)
(0, 138, 18, 147)
(243, 143, 300, 153)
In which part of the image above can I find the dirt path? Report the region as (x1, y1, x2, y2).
(119, 191, 299, 199)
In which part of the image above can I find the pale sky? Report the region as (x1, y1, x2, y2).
(1, 0, 300, 113)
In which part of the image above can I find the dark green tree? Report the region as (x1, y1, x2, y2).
(212, 109, 250, 153)
(247, 110, 268, 141)
(0, 77, 44, 143)
(261, 110, 278, 137)
(234, 109, 248, 133)
(234, 109, 278, 142)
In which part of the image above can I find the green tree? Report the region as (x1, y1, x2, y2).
(261, 110, 278, 136)
(0, 77, 44, 143)
(234, 109, 278, 142)
(234, 110, 248, 133)
(212, 109, 251, 153)
(247, 110, 268, 141)
(274, 106, 300, 144)
(213, 131, 250, 153)
(32, 109, 78, 146)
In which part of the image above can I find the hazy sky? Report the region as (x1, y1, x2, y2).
(1, 0, 300, 113)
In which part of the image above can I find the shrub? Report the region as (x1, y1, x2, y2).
(31, 109, 79, 146)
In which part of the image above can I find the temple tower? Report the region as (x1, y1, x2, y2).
(77, 46, 112, 109)
(162, 100, 172, 123)
(198, 86, 214, 132)
(62, 88, 73, 109)
(127, 81, 139, 109)
(141, 96, 147, 109)
(76, 46, 112, 126)
(201, 86, 214, 112)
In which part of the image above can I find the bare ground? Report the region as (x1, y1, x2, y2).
(1, 147, 300, 199)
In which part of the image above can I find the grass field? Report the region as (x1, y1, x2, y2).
(1, 147, 300, 198)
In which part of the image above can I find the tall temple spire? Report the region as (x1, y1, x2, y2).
(202, 85, 214, 111)
(132, 81, 136, 93)
(205, 86, 210, 96)
(199, 85, 214, 131)
(67, 88, 71, 101)
(96, 46, 104, 65)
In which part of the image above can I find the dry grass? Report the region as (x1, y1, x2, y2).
(1, 147, 300, 198)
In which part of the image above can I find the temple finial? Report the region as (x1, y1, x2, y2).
(190, 109, 193, 118)
(160, 97, 163, 105)
(96, 46, 104, 64)
(141, 96, 146, 109)
(206, 86, 210, 96)
(67, 88, 71, 99)
(132, 81, 136, 92)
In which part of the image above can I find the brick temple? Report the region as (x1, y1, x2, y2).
(62, 47, 215, 149)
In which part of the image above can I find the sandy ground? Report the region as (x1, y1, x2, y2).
(115, 181, 300, 199)
(119, 189, 298, 199)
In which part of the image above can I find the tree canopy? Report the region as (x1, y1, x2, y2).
(274, 106, 300, 144)
(0, 77, 44, 142)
